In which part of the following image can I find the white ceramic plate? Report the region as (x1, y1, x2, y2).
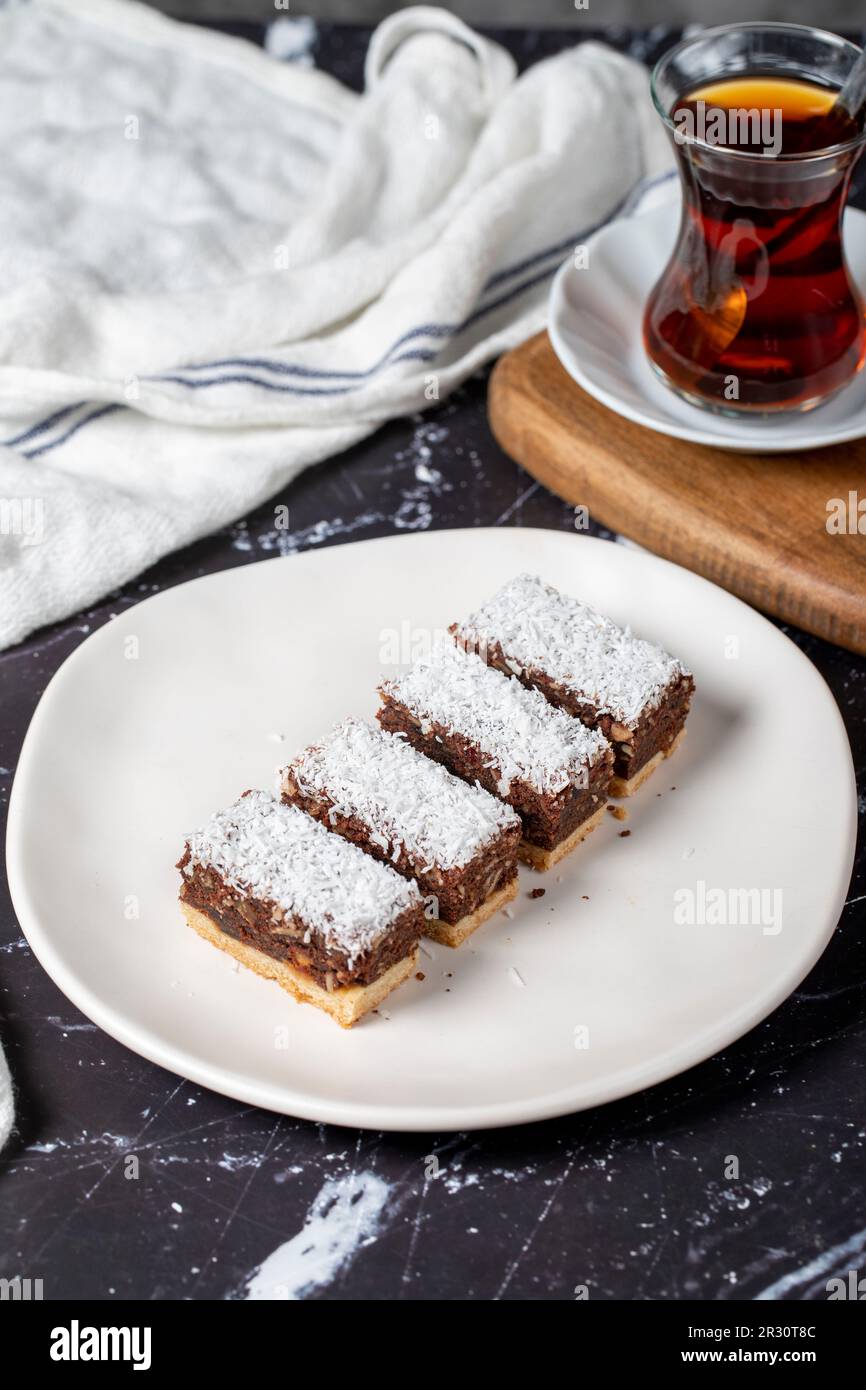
(6, 530, 856, 1131)
(549, 199, 866, 452)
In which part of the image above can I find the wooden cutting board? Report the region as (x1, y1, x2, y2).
(488, 332, 866, 656)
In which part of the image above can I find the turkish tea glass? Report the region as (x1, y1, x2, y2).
(643, 23, 866, 414)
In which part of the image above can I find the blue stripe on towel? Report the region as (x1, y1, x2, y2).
(20, 403, 121, 459)
(3, 260, 559, 451)
(168, 337, 448, 382)
(153, 261, 554, 396)
(482, 232, 589, 292)
(1, 402, 85, 449)
(156, 254, 562, 392)
(162, 190, 643, 387)
(154, 348, 438, 391)
(6, 175, 671, 458)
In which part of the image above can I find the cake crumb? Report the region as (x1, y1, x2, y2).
(607, 804, 628, 821)
(619, 829, 631, 838)
(581, 895, 589, 901)
(529, 887, 546, 899)
(415, 971, 426, 982)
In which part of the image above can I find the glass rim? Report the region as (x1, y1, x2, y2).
(650, 21, 866, 163)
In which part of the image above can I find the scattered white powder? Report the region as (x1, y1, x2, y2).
(381, 637, 608, 796)
(454, 573, 689, 728)
(284, 717, 519, 871)
(245, 1171, 390, 1300)
(218, 1152, 262, 1174)
(183, 791, 420, 960)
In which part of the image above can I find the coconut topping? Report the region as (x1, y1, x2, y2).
(284, 718, 519, 872)
(453, 573, 689, 728)
(182, 790, 420, 959)
(380, 638, 608, 797)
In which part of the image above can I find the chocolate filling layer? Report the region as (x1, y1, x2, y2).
(177, 851, 422, 989)
(377, 697, 613, 852)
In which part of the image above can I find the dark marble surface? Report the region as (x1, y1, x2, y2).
(1, 20, 864, 1303)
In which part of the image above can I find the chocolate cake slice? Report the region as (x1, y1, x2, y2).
(280, 717, 521, 947)
(177, 790, 423, 1027)
(377, 638, 613, 870)
(450, 574, 694, 796)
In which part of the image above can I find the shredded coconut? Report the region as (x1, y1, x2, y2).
(453, 573, 689, 728)
(183, 791, 419, 958)
(380, 638, 608, 796)
(284, 718, 519, 872)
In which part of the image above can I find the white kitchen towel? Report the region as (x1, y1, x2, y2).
(0, 0, 672, 651)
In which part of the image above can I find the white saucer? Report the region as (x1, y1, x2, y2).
(549, 198, 866, 453)
(6, 530, 856, 1131)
